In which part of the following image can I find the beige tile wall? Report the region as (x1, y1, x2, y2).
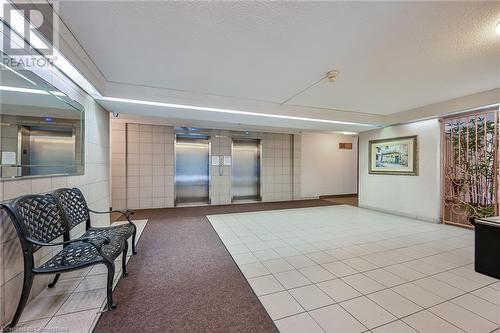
(210, 131, 232, 205)
(111, 121, 174, 210)
(261, 133, 294, 202)
(111, 121, 126, 211)
(293, 134, 302, 200)
(0, 92, 110, 327)
(110, 120, 301, 208)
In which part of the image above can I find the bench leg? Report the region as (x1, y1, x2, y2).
(131, 224, 138, 255)
(48, 273, 61, 288)
(4, 269, 34, 331)
(122, 241, 128, 277)
(104, 261, 117, 310)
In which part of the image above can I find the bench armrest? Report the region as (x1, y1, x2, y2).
(89, 209, 135, 225)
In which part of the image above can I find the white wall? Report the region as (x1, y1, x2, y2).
(300, 132, 358, 198)
(358, 119, 441, 222)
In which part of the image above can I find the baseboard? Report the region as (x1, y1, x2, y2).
(319, 193, 358, 199)
(294, 196, 320, 200)
(358, 204, 440, 223)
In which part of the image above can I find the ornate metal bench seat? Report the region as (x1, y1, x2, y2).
(34, 237, 112, 273)
(1, 191, 134, 331)
(53, 187, 137, 255)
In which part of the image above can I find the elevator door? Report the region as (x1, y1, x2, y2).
(21, 126, 76, 176)
(232, 139, 261, 202)
(175, 135, 210, 205)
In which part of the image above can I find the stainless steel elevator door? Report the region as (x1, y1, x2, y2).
(21, 126, 76, 176)
(175, 135, 210, 205)
(232, 139, 261, 202)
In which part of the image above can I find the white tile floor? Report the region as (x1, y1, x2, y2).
(10, 219, 148, 333)
(208, 205, 500, 333)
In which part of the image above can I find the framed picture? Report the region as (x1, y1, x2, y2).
(368, 136, 418, 175)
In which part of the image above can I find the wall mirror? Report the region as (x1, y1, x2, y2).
(0, 53, 85, 179)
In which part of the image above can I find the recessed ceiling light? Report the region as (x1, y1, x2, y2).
(496, 21, 500, 36)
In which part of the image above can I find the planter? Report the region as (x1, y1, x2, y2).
(471, 217, 500, 279)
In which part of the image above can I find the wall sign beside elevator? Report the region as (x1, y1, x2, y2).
(211, 156, 221, 166)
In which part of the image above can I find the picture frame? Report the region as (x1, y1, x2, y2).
(368, 135, 418, 175)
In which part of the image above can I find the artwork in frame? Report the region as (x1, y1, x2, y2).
(368, 136, 418, 175)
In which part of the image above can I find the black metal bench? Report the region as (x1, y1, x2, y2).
(1, 191, 135, 331)
(49, 187, 137, 287)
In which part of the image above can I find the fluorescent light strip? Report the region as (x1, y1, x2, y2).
(0, 85, 66, 96)
(333, 131, 358, 135)
(0, 85, 46, 94)
(99, 96, 377, 127)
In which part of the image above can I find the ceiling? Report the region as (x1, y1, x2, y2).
(55, 1, 500, 130)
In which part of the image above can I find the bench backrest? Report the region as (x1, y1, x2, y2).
(52, 188, 90, 230)
(3, 194, 69, 252)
